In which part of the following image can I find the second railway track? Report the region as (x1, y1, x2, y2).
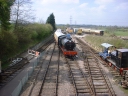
(21, 42, 60, 96)
(73, 37, 116, 96)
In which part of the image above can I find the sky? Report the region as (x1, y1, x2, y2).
(31, 0, 128, 26)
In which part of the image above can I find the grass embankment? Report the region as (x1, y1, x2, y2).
(84, 33, 128, 52)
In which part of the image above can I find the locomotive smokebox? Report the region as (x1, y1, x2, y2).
(61, 38, 76, 51)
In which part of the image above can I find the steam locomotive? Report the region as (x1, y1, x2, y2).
(99, 43, 128, 75)
(54, 29, 77, 56)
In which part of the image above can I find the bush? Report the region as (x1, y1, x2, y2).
(0, 23, 53, 69)
(0, 30, 18, 62)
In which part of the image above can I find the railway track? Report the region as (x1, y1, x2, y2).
(75, 37, 121, 77)
(22, 42, 60, 96)
(73, 37, 116, 96)
(38, 43, 59, 96)
(0, 36, 54, 89)
(65, 57, 93, 96)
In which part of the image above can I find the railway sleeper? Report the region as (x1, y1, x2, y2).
(95, 89, 109, 93)
(77, 87, 89, 90)
(90, 70, 101, 72)
(74, 78, 85, 81)
(96, 93, 110, 96)
(77, 85, 90, 89)
(78, 93, 92, 96)
(89, 75, 102, 77)
(77, 89, 91, 93)
(75, 81, 86, 84)
(93, 81, 106, 84)
(72, 70, 81, 72)
(72, 73, 83, 75)
(90, 73, 103, 75)
(89, 69, 100, 71)
(92, 76, 104, 78)
(89, 66, 99, 68)
(73, 75, 83, 78)
(94, 86, 107, 89)
(82, 69, 89, 71)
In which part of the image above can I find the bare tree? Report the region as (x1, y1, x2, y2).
(11, 0, 35, 30)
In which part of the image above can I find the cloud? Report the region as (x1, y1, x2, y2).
(95, 0, 115, 5)
(31, 0, 128, 26)
(91, 5, 106, 12)
(115, 2, 128, 10)
(62, 0, 79, 4)
(36, 0, 79, 5)
(79, 3, 88, 8)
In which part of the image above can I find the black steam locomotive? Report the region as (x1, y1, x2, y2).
(54, 29, 77, 56)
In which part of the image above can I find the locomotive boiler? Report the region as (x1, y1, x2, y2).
(54, 29, 77, 56)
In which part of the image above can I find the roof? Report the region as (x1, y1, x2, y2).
(101, 43, 114, 48)
(117, 49, 128, 52)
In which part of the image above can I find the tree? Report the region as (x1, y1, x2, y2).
(0, 30, 17, 61)
(0, 0, 15, 31)
(46, 13, 56, 31)
(11, 0, 35, 31)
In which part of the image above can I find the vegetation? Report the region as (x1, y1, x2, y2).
(46, 13, 56, 31)
(0, 0, 14, 31)
(0, 23, 53, 69)
(0, 0, 55, 69)
(84, 32, 128, 52)
(105, 27, 128, 36)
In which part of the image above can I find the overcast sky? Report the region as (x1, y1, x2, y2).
(31, 0, 128, 26)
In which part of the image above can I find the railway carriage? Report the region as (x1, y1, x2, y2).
(82, 28, 91, 34)
(90, 30, 104, 35)
(82, 28, 104, 36)
(54, 29, 77, 56)
(99, 43, 128, 75)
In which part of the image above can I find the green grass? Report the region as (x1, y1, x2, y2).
(119, 86, 128, 95)
(105, 27, 128, 37)
(114, 31, 128, 36)
(84, 34, 128, 52)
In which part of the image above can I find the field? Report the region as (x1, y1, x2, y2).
(105, 27, 128, 36)
(115, 31, 128, 36)
(84, 27, 128, 52)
